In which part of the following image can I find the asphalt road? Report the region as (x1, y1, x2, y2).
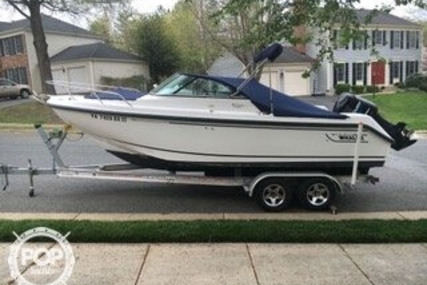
(0, 132, 426, 213)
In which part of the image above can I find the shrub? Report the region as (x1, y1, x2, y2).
(351, 85, 365, 94)
(335, 83, 351, 95)
(100, 75, 149, 91)
(366, 85, 381, 93)
(420, 82, 427, 93)
(405, 73, 427, 89)
(394, 82, 405, 89)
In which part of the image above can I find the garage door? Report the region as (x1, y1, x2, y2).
(51, 69, 67, 94)
(284, 70, 309, 96)
(259, 71, 279, 92)
(67, 66, 88, 93)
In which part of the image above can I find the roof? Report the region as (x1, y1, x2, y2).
(0, 14, 96, 37)
(51, 42, 142, 62)
(355, 9, 421, 28)
(274, 46, 313, 63)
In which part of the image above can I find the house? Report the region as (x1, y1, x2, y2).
(306, 9, 423, 95)
(208, 46, 314, 96)
(0, 15, 148, 93)
(50, 42, 149, 93)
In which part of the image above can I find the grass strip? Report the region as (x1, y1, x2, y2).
(0, 219, 426, 243)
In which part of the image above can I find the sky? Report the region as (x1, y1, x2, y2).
(0, 0, 424, 27)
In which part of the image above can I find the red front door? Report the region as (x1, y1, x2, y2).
(371, 61, 385, 85)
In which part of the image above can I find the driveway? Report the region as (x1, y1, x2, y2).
(0, 98, 30, 109)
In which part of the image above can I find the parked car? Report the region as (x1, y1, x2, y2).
(0, 78, 32, 99)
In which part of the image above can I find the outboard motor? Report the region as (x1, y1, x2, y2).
(333, 93, 417, 151)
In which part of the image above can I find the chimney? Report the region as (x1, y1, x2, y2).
(293, 25, 307, 53)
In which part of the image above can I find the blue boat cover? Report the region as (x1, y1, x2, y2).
(85, 87, 146, 101)
(196, 74, 346, 119)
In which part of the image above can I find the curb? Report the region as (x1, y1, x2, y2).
(0, 211, 426, 221)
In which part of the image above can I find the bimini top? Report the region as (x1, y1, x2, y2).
(197, 74, 346, 119)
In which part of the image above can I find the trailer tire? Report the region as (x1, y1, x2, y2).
(297, 178, 335, 211)
(254, 178, 292, 212)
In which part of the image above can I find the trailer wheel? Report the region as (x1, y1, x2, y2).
(297, 178, 335, 211)
(254, 178, 292, 212)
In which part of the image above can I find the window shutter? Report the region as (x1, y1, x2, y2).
(405, 61, 409, 78)
(416, 31, 419, 49)
(390, 31, 394, 49)
(352, 38, 356, 50)
(399, 61, 403, 82)
(345, 63, 349, 84)
(364, 34, 368, 49)
(400, 31, 404, 49)
(372, 30, 375, 46)
(333, 64, 338, 87)
(389, 62, 393, 85)
(352, 63, 356, 85)
(383, 31, 387, 45)
(406, 31, 410, 49)
(415, 61, 419, 73)
(333, 30, 338, 49)
(363, 63, 367, 86)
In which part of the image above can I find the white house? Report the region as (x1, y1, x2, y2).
(208, 46, 313, 96)
(50, 42, 149, 93)
(306, 9, 423, 95)
(0, 15, 149, 93)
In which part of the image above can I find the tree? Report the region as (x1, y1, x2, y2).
(3, 0, 123, 94)
(165, 0, 221, 73)
(133, 12, 181, 83)
(194, 0, 427, 77)
(90, 14, 113, 45)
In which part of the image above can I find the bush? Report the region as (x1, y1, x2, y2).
(100, 75, 149, 91)
(405, 73, 427, 89)
(335, 84, 351, 95)
(366, 85, 381, 93)
(420, 83, 427, 93)
(351, 85, 365, 94)
(394, 82, 405, 89)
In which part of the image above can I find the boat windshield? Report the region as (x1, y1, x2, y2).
(150, 73, 235, 98)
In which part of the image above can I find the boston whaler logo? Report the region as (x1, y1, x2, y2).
(326, 132, 368, 143)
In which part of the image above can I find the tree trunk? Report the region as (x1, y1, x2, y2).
(28, 2, 56, 94)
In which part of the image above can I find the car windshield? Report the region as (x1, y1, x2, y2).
(150, 74, 235, 98)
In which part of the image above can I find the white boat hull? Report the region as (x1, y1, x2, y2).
(48, 95, 392, 172)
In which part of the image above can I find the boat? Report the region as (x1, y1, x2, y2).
(45, 44, 416, 176)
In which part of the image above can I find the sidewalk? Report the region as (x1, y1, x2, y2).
(2, 243, 427, 285)
(0, 211, 427, 221)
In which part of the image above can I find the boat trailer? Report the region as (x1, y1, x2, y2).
(0, 124, 378, 212)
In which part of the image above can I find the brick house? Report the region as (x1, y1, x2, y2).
(0, 15, 149, 94)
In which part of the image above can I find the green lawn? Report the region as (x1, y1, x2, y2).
(0, 219, 426, 243)
(364, 91, 427, 130)
(0, 101, 63, 125)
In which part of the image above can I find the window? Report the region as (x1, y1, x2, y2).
(0, 35, 24, 56)
(373, 30, 383, 45)
(406, 61, 418, 77)
(334, 63, 345, 83)
(408, 32, 417, 48)
(392, 62, 400, 79)
(151, 73, 236, 98)
(353, 37, 364, 50)
(4, 67, 28, 84)
(355, 63, 364, 81)
(333, 30, 348, 49)
(393, 31, 401, 49)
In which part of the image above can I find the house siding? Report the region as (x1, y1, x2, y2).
(25, 31, 101, 93)
(307, 27, 423, 94)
